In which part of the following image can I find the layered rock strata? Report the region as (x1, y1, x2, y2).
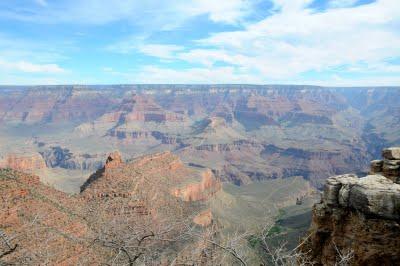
(370, 147, 400, 183)
(303, 147, 400, 265)
(0, 153, 46, 172)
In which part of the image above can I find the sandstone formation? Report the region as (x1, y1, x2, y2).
(172, 169, 221, 202)
(104, 151, 123, 169)
(303, 147, 400, 265)
(0, 153, 46, 172)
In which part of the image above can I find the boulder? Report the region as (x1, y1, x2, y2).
(348, 174, 400, 220)
(382, 147, 400, 160)
(381, 158, 400, 183)
(322, 173, 400, 220)
(323, 174, 358, 206)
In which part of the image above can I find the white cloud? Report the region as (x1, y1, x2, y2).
(1, 0, 252, 27)
(181, 0, 400, 79)
(107, 39, 184, 59)
(103, 65, 262, 84)
(180, 0, 252, 24)
(0, 60, 65, 73)
(138, 44, 184, 59)
(2, 0, 399, 85)
(122, 0, 399, 85)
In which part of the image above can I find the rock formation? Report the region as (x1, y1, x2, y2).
(0, 153, 46, 172)
(370, 147, 400, 183)
(104, 151, 123, 169)
(302, 147, 400, 265)
(172, 169, 221, 202)
(1, 85, 399, 188)
(0, 168, 105, 264)
(0, 151, 222, 264)
(39, 146, 104, 170)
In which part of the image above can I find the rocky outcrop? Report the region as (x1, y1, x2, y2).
(370, 147, 400, 183)
(172, 169, 221, 202)
(104, 151, 123, 169)
(302, 147, 400, 265)
(0, 168, 103, 265)
(0, 153, 46, 172)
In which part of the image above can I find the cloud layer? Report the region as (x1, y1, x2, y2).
(0, 0, 399, 85)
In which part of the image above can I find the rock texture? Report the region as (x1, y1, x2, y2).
(0, 151, 222, 264)
(39, 146, 104, 170)
(104, 151, 123, 169)
(172, 169, 221, 202)
(370, 147, 400, 183)
(0, 169, 105, 264)
(0, 153, 46, 172)
(303, 147, 400, 265)
(1, 85, 400, 188)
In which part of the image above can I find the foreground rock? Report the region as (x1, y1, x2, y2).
(302, 147, 400, 265)
(1, 151, 221, 265)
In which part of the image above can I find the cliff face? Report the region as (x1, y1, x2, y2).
(172, 169, 221, 202)
(2, 86, 399, 188)
(303, 147, 400, 265)
(0, 153, 46, 172)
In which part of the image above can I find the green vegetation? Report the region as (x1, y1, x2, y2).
(0, 168, 18, 180)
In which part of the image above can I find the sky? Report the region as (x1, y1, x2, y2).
(0, 0, 399, 86)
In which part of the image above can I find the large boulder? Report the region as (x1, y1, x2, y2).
(348, 175, 400, 220)
(322, 173, 400, 220)
(382, 147, 400, 160)
(323, 174, 358, 206)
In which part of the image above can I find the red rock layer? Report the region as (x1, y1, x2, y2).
(1, 153, 46, 172)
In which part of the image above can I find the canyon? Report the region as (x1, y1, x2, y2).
(1, 85, 400, 264)
(1, 85, 399, 190)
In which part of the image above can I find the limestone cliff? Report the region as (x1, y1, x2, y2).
(302, 147, 400, 265)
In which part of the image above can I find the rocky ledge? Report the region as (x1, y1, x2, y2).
(302, 147, 400, 265)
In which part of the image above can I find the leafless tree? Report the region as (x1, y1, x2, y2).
(333, 242, 354, 266)
(0, 230, 18, 260)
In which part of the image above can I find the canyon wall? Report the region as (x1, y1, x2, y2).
(0, 153, 46, 172)
(1, 85, 399, 188)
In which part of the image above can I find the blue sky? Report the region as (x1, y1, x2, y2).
(0, 0, 399, 85)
